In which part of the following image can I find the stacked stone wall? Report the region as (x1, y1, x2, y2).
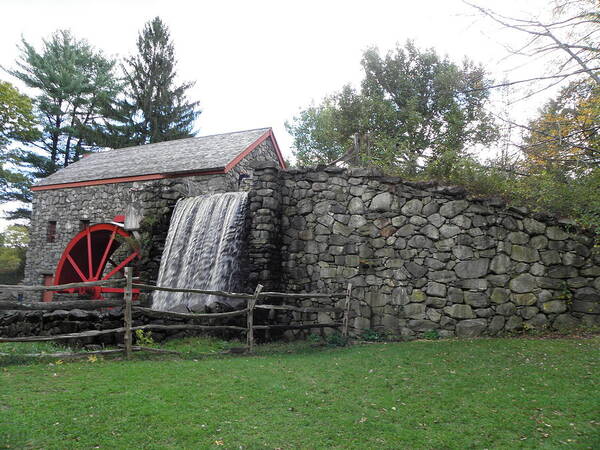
(249, 163, 600, 338)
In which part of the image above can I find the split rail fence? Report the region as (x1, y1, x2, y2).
(0, 268, 352, 359)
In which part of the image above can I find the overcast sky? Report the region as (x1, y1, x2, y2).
(1, 0, 554, 228)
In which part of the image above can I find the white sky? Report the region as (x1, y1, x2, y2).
(0, 0, 556, 229)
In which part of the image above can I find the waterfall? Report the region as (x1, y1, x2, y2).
(152, 192, 249, 312)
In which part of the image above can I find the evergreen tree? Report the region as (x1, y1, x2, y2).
(4, 30, 120, 220)
(101, 17, 200, 147)
(9, 30, 120, 174)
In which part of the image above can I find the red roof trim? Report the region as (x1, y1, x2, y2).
(224, 128, 286, 173)
(31, 169, 226, 191)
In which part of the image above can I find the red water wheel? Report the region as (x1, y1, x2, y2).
(53, 223, 140, 300)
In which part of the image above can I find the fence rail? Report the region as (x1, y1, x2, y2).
(0, 273, 352, 358)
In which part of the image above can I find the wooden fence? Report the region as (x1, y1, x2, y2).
(0, 269, 352, 359)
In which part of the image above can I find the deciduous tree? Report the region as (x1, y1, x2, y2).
(0, 81, 39, 220)
(286, 42, 497, 174)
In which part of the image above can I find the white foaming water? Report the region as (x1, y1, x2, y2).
(152, 192, 248, 312)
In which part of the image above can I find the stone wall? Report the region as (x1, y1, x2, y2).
(249, 163, 600, 338)
(23, 137, 281, 300)
(0, 308, 242, 345)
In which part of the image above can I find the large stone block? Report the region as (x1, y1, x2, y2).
(401, 199, 423, 216)
(348, 197, 365, 214)
(505, 315, 523, 331)
(369, 193, 394, 212)
(572, 300, 600, 314)
(444, 304, 475, 319)
(547, 265, 578, 279)
(464, 292, 489, 308)
(456, 319, 487, 337)
(574, 287, 599, 302)
(546, 226, 569, 240)
(552, 314, 579, 330)
(455, 259, 490, 279)
(426, 281, 447, 297)
(488, 316, 505, 334)
(439, 200, 469, 218)
(541, 300, 567, 314)
(408, 235, 433, 249)
(490, 288, 510, 304)
(440, 224, 461, 238)
(509, 273, 537, 293)
(496, 302, 516, 316)
(523, 218, 546, 234)
(408, 319, 438, 332)
(490, 254, 511, 274)
(512, 293, 537, 306)
(511, 245, 539, 263)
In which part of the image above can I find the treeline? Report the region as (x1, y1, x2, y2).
(286, 1, 599, 233)
(0, 17, 200, 220)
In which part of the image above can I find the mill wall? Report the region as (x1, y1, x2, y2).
(249, 163, 600, 338)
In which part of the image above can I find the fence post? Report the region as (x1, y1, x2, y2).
(247, 284, 263, 353)
(124, 267, 133, 359)
(342, 283, 352, 338)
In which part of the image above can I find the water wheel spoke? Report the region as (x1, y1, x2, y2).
(86, 228, 93, 280)
(94, 228, 117, 280)
(66, 254, 88, 282)
(102, 251, 139, 281)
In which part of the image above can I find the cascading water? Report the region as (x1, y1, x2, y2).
(152, 192, 248, 312)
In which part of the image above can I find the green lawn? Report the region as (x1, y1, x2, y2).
(1, 336, 599, 449)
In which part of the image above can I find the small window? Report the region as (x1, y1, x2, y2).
(79, 220, 90, 231)
(46, 221, 57, 243)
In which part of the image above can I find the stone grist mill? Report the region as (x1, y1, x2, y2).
(16, 128, 600, 339)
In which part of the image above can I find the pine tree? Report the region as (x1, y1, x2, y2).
(9, 30, 120, 174)
(5, 30, 119, 220)
(102, 17, 200, 147)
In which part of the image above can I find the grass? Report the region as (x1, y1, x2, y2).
(1, 336, 599, 449)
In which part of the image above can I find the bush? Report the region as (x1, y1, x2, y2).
(325, 332, 349, 347)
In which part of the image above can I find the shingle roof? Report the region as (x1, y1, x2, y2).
(35, 127, 273, 187)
